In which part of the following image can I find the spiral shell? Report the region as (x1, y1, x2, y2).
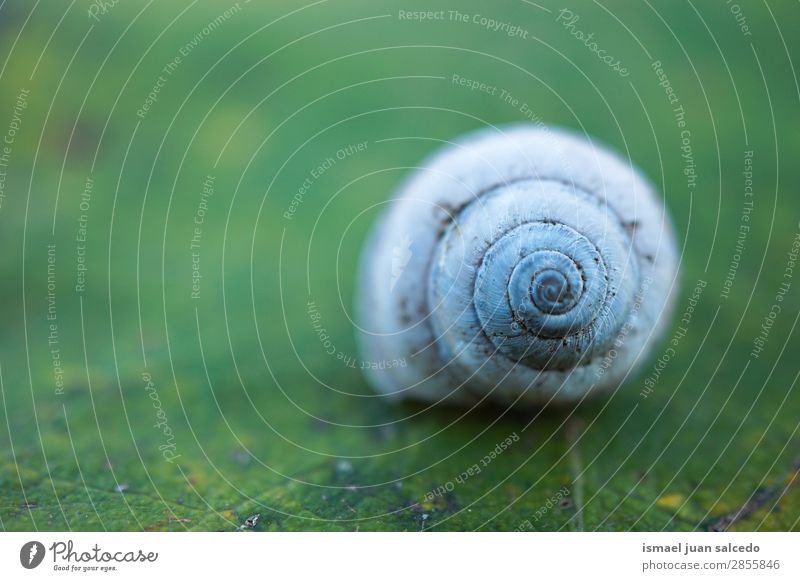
(356, 125, 678, 407)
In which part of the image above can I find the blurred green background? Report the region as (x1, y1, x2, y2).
(1, 0, 798, 531)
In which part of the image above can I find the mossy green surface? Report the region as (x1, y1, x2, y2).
(0, 0, 798, 531)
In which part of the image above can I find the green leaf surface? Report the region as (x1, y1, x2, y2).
(0, 0, 798, 531)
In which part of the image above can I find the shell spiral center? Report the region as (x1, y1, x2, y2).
(429, 179, 640, 372)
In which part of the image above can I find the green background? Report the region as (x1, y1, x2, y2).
(1, 0, 798, 531)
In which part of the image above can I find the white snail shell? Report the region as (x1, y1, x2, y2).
(356, 125, 678, 407)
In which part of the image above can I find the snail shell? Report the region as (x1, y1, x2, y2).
(356, 125, 678, 407)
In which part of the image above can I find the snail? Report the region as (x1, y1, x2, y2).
(355, 125, 678, 407)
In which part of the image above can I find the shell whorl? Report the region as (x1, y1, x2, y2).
(356, 125, 677, 406)
(429, 179, 639, 372)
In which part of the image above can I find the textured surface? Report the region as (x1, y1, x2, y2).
(0, 0, 799, 531)
(357, 127, 677, 406)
